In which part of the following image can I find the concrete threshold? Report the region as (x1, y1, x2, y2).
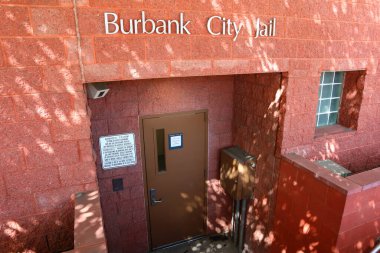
(151, 235, 238, 253)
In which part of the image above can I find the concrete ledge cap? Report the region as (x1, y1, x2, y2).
(283, 153, 362, 195)
(347, 167, 380, 191)
(314, 124, 354, 139)
(65, 243, 107, 253)
(64, 190, 107, 253)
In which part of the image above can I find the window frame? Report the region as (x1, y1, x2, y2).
(316, 71, 345, 128)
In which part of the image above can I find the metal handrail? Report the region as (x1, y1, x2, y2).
(370, 239, 380, 253)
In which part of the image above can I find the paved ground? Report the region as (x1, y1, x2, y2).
(152, 235, 238, 253)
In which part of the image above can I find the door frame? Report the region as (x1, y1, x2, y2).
(139, 110, 209, 251)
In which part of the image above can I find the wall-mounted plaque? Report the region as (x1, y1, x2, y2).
(169, 133, 183, 150)
(99, 133, 137, 170)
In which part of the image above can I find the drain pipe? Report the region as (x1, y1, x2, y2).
(234, 199, 240, 246)
(231, 200, 235, 239)
(238, 199, 247, 252)
(231, 198, 249, 252)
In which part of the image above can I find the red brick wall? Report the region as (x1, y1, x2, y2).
(0, 0, 379, 252)
(0, 1, 97, 252)
(272, 155, 380, 253)
(338, 169, 380, 252)
(76, 0, 380, 172)
(285, 69, 380, 173)
(233, 73, 285, 252)
(88, 76, 234, 252)
(338, 71, 366, 131)
(272, 158, 344, 253)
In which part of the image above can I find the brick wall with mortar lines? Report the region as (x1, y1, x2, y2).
(272, 159, 347, 253)
(76, 0, 380, 171)
(88, 76, 234, 253)
(284, 70, 380, 173)
(0, 0, 379, 252)
(272, 157, 380, 253)
(233, 73, 285, 252)
(0, 1, 97, 252)
(337, 185, 380, 252)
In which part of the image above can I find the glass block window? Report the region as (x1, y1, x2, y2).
(316, 71, 345, 127)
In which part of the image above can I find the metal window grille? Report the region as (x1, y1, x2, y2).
(316, 71, 345, 127)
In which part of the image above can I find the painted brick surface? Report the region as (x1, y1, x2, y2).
(0, 67, 45, 95)
(337, 169, 380, 253)
(0, 5, 33, 36)
(272, 157, 380, 253)
(75, 0, 380, 180)
(339, 71, 365, 130)
(233, 73, 285, 252)
(88, 77, 234, 252)
(1, 38, 67, 67)
(30, 8, 76, 35)
(0, 0, 379, 252)
(0, 1, 97, 252)
(271, 159, 345, 253)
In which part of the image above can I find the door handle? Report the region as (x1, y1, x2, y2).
(150, 188, 163, 206)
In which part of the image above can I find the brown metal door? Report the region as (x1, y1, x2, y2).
(142, 112, 207, 249)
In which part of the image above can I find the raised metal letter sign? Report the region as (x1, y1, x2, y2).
(99, 133, 137, 170)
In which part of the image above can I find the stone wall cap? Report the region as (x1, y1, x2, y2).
(347, 167, 380, 191)
(283, 153, 362, 195)
(72, 190, 106, 250)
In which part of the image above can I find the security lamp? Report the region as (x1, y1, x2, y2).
(87, 83, 110, 99)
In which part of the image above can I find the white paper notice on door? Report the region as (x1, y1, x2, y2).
(99, 133, 137, 170)
(169, 133, 183, 150)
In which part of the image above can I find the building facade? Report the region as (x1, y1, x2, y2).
(0, 0, 379, 252)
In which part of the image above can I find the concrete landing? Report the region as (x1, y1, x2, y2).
(152, 236, 238, 253)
